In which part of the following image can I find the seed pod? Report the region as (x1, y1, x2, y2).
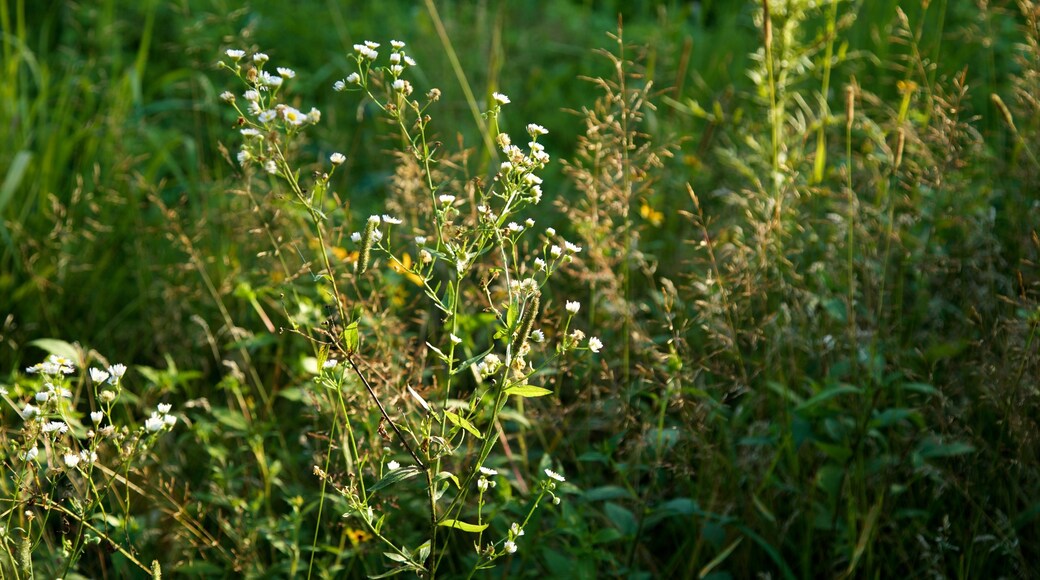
(511, 294, 540, 356)
(358, 216, 380, 274)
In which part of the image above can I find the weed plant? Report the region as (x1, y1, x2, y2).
(2, 0, 1039, 578)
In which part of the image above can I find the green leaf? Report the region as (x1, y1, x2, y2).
(211, 409, 249, 432)
(0, 150, 31, 214)
(342, 321, 359, 353)
(28, 339, 80, 364)
(443, 411, 482, 439)
(452, 345, 494, 376)
(604, 502, 638, 536)
(437, 519, 488, 533)
(796, 384, 861, 413)
(914, 439, 975, 460)
(503, 385, 552, 398)
(434, 471, 460, 489)
(369, 466, 423, 493)
(583, 486, 633, 502)
(700, 537, 743, 579)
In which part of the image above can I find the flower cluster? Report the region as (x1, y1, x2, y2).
(220, 49, 322, 175)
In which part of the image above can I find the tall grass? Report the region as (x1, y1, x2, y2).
(1, 0, 1038, 577)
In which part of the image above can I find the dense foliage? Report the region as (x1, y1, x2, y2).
(1, 0, 1038, 577)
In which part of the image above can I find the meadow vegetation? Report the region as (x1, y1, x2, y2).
(1, 0, 1038, 577)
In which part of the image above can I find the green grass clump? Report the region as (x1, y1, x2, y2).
(1, 0, 1038, 577)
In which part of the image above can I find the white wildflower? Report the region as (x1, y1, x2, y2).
(387, 460, 400, 471)
(276, 67, 295, 79)
(544, 469, 565, 482)
(588, 337, 603, 353)
(91, 411, 104, 424)
(226, 49, 245, 60)
(382, 215, 402, 225)
(526, 123, 547, 136)
(504, 541, 517, 554)
(346, 72, 361, 84)
(492, 92, 510, 105)
(253, 52, 269, 64)
(63, 454, 80, 468)
(330, 152, 346, 165)
(565, 301, 580, 314)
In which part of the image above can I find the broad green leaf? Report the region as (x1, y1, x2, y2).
(915, 439, 975, 460)
(0, 151, 31, 214)
(369, 466, 422, 493)
(604, 502, 638, 536)
(444, 410, 482, 439)
(583, 486, 633, 502)
(437, 519, 488, 533)
(796, 384, 861, 413)
(211, 408, 249, 432)
(503, 385, 552, 398)
(28, 339, 80, 365)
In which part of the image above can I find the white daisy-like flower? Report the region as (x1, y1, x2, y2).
(346, 72, 361, 85)
(330, 152, 346, 165)
(382, 215, 402, 225)
(323, 359, 338, 369)
(264, 160, 278, 174)
(157, 403, 172, 414)
(351, 232, 362, 243)
(438, 194, 455, 205)
(35, 392, 49, 402)
(282, 106, 306, 126)
(449, 334, 462, 345)
(544, 468, 565, 482)
(220, 91, 234, 102)
(504, 541, 517, 554)
(565, 301, 580, 314)
(414, 236, 426, 245)
(404, 55, 416, 66)
(389, 52, 401, 65)
(42, 421, 68, 434)
(526, 123, 547, 136)
(259, 71, 283, 87)
(387, 460, 400, 471)
(390, 64, 404, 76)
(244, 90, 260, 101)
(524, 173, 542, 186)
(534, 258, 546, 271)
(364, 40, 380, 49)
(276, 67, 295, 79)
(253, 52, 269, 64)
(564, 241, 582, 253)
(588, 337, 603, 353)
(237, 150, 251, 165)
(91, 411, 104, 424)
(307, 107, 321, 124)
(164, 414, 177, 427)
(507, 222, 523, 232)
(240, 128, 261, 138)
(510, 522, 525, 537)
(545, 227, 556, 237)
(477, 477, 490, 492)
(145, 413, 165, 432)
(531, 329, 545, 343)
(369, 214, 382, 224)
(550, 245, 563, 258)
(492, 92, 510, 105)
(333, 79, 347, 92)
(21, 403, 39, 419)
(64, 454, 80, 468)
(391, 40, 405, 49)
(258, 110, 277, 125)
(479, 466, 498, 476)
(24, 446, 39, 461)
(226, 49, 245, 60)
